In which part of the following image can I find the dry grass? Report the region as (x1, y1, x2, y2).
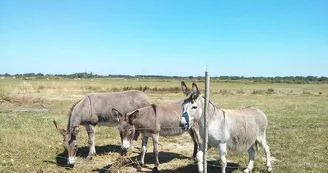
(0, 78, 328, 173)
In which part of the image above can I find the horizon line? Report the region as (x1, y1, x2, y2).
(0, 72, 327, 78)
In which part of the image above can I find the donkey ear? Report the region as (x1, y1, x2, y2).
(181, 81, 189, 95)
(128, 110, 139, 125)
(53, 120, 67, 136)
(191, 83, 200, 99)
(112, 108, 124, 121)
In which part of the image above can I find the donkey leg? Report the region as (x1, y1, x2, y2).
(195, 139, 204, 173)
(244, 146, 255, 173)
(139, 135, 148, 166)
(85, 124, 96, 160)
(131, 131, 140, 149)
(196, 150, 204, 173)
(259, 138, 272, 172)
(188, 129, 198, 159)
(218, 142, 227, 173)
(152, 133, 160, 170)
(192, 129, 204, 173)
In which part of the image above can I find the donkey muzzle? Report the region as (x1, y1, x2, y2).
(67, 157, 76, 165)
(179, 112, 190, 131)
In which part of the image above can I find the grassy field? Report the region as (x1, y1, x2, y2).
(0, 77, 327, 173)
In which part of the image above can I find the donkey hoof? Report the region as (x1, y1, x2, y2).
(190, 156, 197, 162)
(267, 167, 272, 172)
(137, 164, 142, 171)
(152, 167, 159, 172)
(243, 168, 251, 173)
(84, 156, 93, 161)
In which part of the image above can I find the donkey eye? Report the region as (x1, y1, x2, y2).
(192, 106, 197, 109)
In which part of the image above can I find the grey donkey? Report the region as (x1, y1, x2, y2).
(179, 82, 272, 173)
(53, 90, 150, 165)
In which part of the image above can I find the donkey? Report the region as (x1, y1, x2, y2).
(179, 81, 272, 173)
(112, 100, 199, 172)
(53, 90, 150, 165)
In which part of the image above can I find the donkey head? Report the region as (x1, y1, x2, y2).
(53, 120, 79, 165)
(179, 81, 202, 131)
(112, 108, 137, 155)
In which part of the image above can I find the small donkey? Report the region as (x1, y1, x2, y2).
(112, 100, 199, 172)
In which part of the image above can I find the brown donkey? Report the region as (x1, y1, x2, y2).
(112, 100, 199, 172)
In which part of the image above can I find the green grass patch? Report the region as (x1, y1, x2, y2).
(0, 78, 328, 172)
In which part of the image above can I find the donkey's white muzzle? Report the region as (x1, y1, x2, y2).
(121, 139, 130, 150)
(179, 112, 190, 131)
(68, 157, 76, 165)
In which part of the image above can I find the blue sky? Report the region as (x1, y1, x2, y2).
(1, 0, 327, 77)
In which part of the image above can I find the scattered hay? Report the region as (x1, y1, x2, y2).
(109, 156, 137, 173)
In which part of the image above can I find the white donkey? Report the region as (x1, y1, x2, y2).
(179, 81, 272, 173)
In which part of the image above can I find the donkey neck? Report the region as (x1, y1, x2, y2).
(195, 96, 218, 128)
(196, 95, 227, 129)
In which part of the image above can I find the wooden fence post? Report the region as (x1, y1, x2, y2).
(203, 71, 210, 173)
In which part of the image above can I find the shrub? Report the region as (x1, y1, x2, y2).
(236, 90, 245, 94)
(168, 87, 180, 93)
(219, 89, 230, 95)
(37, 84, 45, 92)
(266, 88, 275, 94)
(143, 86, 150, 91)
(112, 87, 120, 92)
(302, 89, 311, 95)
(251, 89, 265, 95)
(288, 90, 294, 95)
(122, 86, 132, 91)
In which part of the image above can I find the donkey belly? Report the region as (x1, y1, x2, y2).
(226, 135, 257, 153)
(159, 127, 185, 137)
(97, 122, 118, 127)
(205, 128, 256, 152)
(227, 141, 253, 153)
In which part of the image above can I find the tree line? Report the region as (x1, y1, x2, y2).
(1, 72, 328, 84)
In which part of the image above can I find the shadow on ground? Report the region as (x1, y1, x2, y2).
(160, 161, 242, 173)
(44, 144, 121, 168)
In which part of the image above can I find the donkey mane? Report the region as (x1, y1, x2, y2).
(151, 104, 157, 116)
(201, 95, 217, 109)
(66, 97, 84, 131)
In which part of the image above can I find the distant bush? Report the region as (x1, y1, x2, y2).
(302, 89, 311, 95)
(251, 89, 265, 95)
(123, 86, 133, 91)
(2, 72, 328, 84)
(81, 85, 102, 91)
(37, 84, 45, 92)
(266, 88, 275, 94)
(219, 89, 231, 95)
(236, 90, 245, 94)
(112, 87, 120, 92)
(110, 86, 180, 93)
(136, 85, 150, 91)
(167, 87, 180, 93)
